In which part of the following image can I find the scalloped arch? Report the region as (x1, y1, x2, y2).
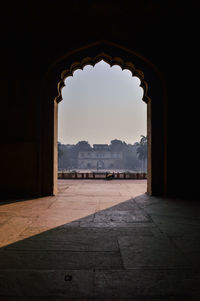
(40, 40, 167, 197)
(55, 52, 150, 104)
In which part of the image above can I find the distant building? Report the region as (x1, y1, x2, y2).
(77, 144, 123, 170)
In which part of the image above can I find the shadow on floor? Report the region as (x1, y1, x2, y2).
(0, 194, 200, 300)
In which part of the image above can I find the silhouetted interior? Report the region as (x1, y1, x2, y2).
(0, 2, 198, 198)
(0, 2, 199, 300)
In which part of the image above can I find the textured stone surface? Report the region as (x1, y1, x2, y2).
(94, 269, 200, 299)
(0, 180, 200, 300)
(118, 235, 190, 268)
(0, 270, 93, 298)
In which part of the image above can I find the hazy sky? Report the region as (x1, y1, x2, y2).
(58, 60, 146, 145)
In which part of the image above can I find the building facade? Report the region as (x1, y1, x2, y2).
(77, 144, 123, 170)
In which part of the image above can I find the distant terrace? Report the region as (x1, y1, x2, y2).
(58, 171, 147, 180)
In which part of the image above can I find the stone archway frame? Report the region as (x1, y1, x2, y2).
(56, 53, 150, 104)
(41, 40, 167, 197)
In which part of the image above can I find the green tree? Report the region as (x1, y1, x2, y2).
(58, 142, 63, 159)
(136, 135, 147, 172)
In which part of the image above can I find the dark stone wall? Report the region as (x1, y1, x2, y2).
(0, 1, 198, 199)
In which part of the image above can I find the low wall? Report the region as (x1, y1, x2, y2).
(58, 172, 147, 180)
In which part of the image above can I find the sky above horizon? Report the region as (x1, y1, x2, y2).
(58, 60, 146, 145)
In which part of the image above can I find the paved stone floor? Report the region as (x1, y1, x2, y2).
(0, 180, 200, 300)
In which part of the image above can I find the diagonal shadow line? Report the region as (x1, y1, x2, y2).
(1, 193, 200, 299)
(0, 193, 153, 299)
(0, 180, 150, 299)
(0, 193, 150, 249)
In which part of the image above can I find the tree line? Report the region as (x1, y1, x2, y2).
(58, 135, 147, 172)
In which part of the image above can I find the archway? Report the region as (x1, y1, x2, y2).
(41, 40, 166, 196)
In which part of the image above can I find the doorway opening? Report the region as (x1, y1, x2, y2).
(57, 60, 147, 187)
(41, 41, 166, 197)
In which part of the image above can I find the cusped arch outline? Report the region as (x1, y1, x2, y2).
(55, 52, 150, 104)
(40, 40, 166, 197)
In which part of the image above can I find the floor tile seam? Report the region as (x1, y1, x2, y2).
(159, 222, 200, 228)
(95, 200, 100, 213)
(117, 217, 197, 269)
(0, 267, 198, 272)
(163, 233, 190, 252)
(5, 235, 155, 242)
(122, 265, 193, 269)
(132, 201, 166, 235)
(150, 222, 199, 233)
(6, 203, 59, 215)
(94, 210, 154, 214)
(137, 217, 178, 245)
(0, 249, 118, 252)
(116, 238, 125, 271)
(0, 250, 121, 254)
(0, 296, 196, 301)
(131, 197, 151, 211)
(0, 216, 13, 226)
(3, 212, 49, 218)
(46, 197, 59, 210)
(147, 213, 200, 222)
(92, 268, 96, 297)
(0, 211, 18, 216)
(0, 294, 94, 298)
(0, 210, 37, 216)
(93, 266, 200, 272)
(0, 266, 124, 271)
(4, 218, 38, 241)
(45, 208, 98, 212)
(0, 296, 91, 299)
(93, 210, 97, 221)
(0, 268, 96, 272)
(165, 235, 200, 267)
(57, 185, 69, 192)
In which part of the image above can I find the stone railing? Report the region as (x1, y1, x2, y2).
(58, 171, 147, 180)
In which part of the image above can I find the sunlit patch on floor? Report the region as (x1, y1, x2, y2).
(0, 180, 147, 247)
